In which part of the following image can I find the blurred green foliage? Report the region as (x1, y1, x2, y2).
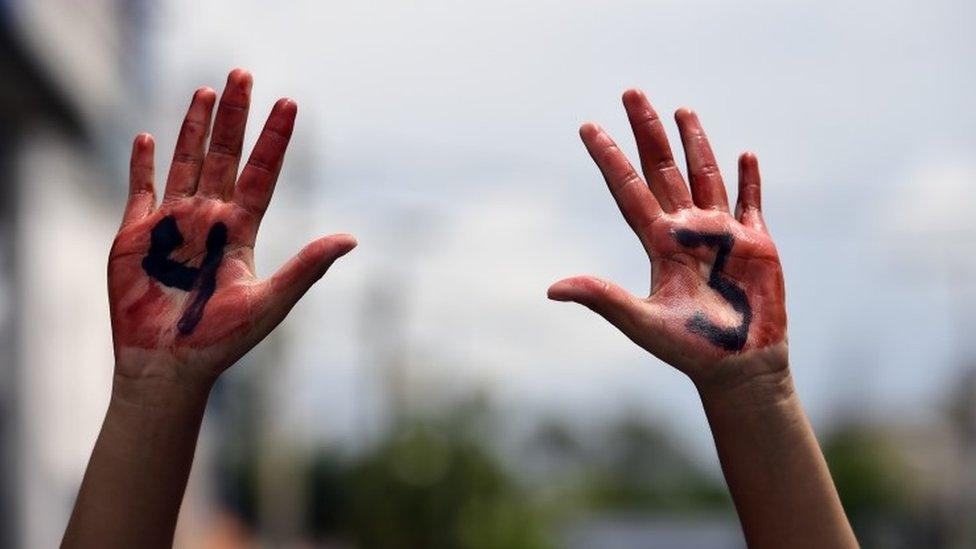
(305, 403, 552, 549)
(822, 424, 940, 548)
(571, 415, 731, 513)
(823, 425, 911, 517)
(215, 392, 940, 547)
(224, 400, 735, 547)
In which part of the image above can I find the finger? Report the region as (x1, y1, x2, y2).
(579, 123, 662, 237)
(163, 87, 216, 203)
(197, 68, 253, 199)
(736, 152, 766, 230)
(258, 234, 358, 328)
(548, 275, 649, 339)
(122, 133, 156, 227)
(622, 89, 692, 212)
(234, 98, 297, 218)
(675, 108, 730, 212)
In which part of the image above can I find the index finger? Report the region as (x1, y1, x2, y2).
(579, 122, 662, 237)
(234, 98, 297, 218)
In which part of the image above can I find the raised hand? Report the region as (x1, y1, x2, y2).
(549, 90, 857, 549)
(109, 69, 356, 384)
(549, 90, 786, 385)
(66, 70, 357, 548)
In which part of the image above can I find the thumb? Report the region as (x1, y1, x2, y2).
(548, 275, 645, 335)
(258, 233, 357, 327)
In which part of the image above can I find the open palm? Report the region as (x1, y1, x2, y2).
(109, 70, 355, 382)
(549, 90, 786, 382)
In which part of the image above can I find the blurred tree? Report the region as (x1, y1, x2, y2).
(526, 411, 732, 515)
(823, 424, 934, 548)
(575, 413, 730, 513)
(823, 425, 910, 517)
(305, 402, 551, 549)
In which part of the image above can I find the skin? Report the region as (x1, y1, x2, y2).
(62, 69, 355, 549)
(549, 89, 858, 548)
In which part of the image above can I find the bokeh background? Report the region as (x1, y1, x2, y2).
(2, 0, 976, 547)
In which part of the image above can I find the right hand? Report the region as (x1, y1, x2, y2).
(549, 90, 787, 387)
(108, 69, 356, 390)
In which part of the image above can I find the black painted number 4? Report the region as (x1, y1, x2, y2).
(141, 215, 228, 336)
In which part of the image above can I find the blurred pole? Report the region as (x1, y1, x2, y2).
(0, 113, 20, 549)
(254, 134, 320, 545)
(901, 235, 976, 545)
(358, 213, 429, 447)
(359, 268, 410, 447)
(945, 254, 976, 547)
(888, 170, 976, 544)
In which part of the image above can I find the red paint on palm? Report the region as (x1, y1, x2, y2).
(108, 70, 355, 381)
(549, 90, 788, 383)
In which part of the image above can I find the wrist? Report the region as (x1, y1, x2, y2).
(112, 373, 212, 411)
(693, 341, 794, 409)
(98, 365, 212, 470)
(112, 350, 214, 413)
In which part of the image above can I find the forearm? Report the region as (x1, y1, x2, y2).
(63, 373, 211, 549)
(697, 348, 857, 548)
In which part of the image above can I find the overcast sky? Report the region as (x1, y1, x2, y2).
(137, 0, 976, 461)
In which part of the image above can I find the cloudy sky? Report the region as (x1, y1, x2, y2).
(137, 0, 976, 460)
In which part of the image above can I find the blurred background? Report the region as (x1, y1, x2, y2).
(2, 0, 976, 547)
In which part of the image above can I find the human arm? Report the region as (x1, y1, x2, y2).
(548, 89, 857, 548)
(62, 69, 356, 548)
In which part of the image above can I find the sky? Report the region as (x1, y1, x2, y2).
(135, 0, 976, 462)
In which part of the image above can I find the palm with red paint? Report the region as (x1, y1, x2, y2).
(549, 90, 786, 385)
(109, 69, 355, 384)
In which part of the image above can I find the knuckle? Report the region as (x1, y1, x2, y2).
(218, 99, 248, 114)
(245, 158, 277, 175)
(597, 142, 621, 162)
(179, 117, 208, 138)
(698, 162, 720, 177)
(172, 152, 202, 167)
(616, 170, 643, 189)
(652, 158, 677, 172)
(261, 126, 291, 145)
(207, 142, 242, 158)
(633, 111, 662, 128)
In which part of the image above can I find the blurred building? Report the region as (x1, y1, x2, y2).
(0, 1, 147, 547)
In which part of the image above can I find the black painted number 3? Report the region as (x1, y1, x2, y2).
(141, 215, 228, 336)
(673, 230, 752, 351)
